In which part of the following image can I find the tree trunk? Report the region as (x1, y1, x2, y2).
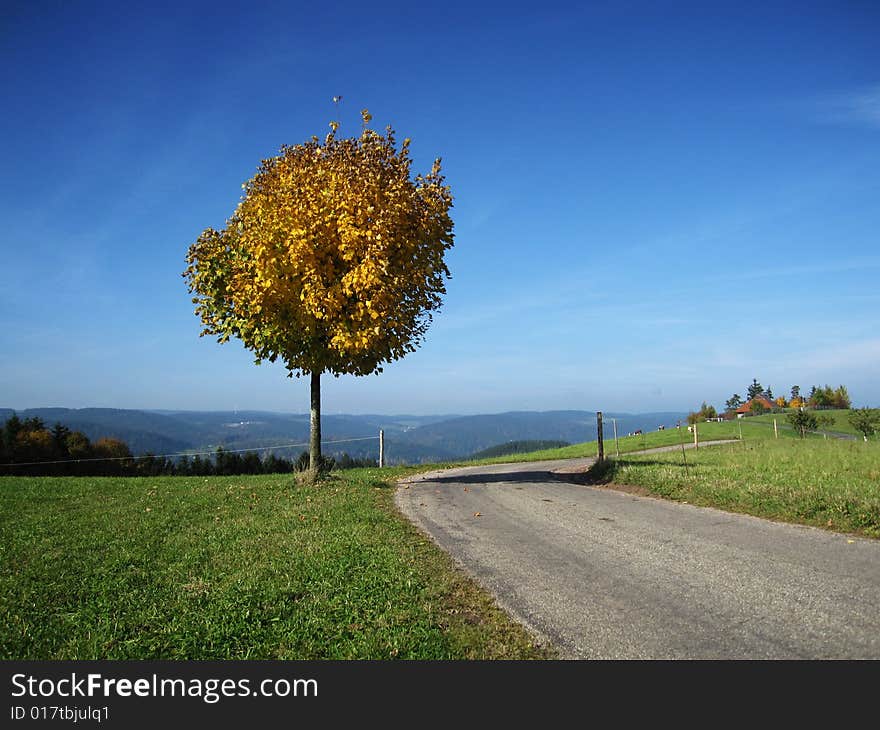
(309, 370, 321, 474)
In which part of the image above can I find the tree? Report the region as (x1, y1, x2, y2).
(50, 423, 71, 459)
(21, 416, 45, 433)
(262, 453, 293, 474)
(15, 429, 53, 464)
(787, 409, 818, 438)
(749, 400, 768, 415)
(65, 432, 93, 469)
(790, 385, 800, 402)
(1, 414, 23, 462)
(242, 452, 263, 475)
(184, 110, 454, 477)
(688, 401, 718, 425)
(93, 437, 133, 475)
(190, 454, 213, 476)
(747, 379, 764, 400)
(2, 414, 47, 464)
(775, 396, 787, 408)
(176, 455, 192, 476)
(816, 413, 835, 435)
(809, 385, 833, 407)
(215, 447, 244, 476)
(807, 384, 850, 409)
(765, 386, 773, 400)
(849, 408, 880, 441)
(725, 394, 743, 412)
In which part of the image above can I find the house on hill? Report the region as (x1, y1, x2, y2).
(735, 395, 775, 417)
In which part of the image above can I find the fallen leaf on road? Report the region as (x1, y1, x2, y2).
(473, 512, 481, 517)
(847, 539, 855, 544)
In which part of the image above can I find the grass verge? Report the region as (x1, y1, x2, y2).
(583, 439, 880, 538)
(0, 468, 553, 660)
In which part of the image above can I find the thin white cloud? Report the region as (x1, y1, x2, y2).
(715, 255, 880, 285)
(811, 84, 880, 127)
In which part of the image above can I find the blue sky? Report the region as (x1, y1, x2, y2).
(2, 1, 878, 415)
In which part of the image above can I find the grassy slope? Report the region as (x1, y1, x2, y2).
(0, 468, 551, 660)
(589, 439, 880, 538)
(466, 417, 810, 465)
(749, 409, 873, 438)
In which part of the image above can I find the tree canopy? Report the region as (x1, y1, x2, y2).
(787, 409, 818, 438)
(183, 110, 454, 379)
(747, 379, 764, 400)
(849, 408, 880, 441)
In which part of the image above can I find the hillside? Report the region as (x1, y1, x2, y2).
(747, 409, 865, 439)
(0, 408, 196, 455)
(469, 440, 570, 459)
(397, 411, 687, 458)
(0, 407, 688, 464)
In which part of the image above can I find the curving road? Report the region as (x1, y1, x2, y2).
(395, 456, 880, 659)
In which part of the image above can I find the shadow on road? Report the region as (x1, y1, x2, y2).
(423, 459, 687, 488)
(426, 471, 559, 485)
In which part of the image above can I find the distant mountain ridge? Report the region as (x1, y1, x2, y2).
(0, 407, 689, 465)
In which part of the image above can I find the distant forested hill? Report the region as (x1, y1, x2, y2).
(0, 408, 688, 464)
(395, 411, 687, 457)
(0, 408, 195, 455)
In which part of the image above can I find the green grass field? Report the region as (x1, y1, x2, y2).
(749, 409, 874, 438)
(0, 468, 551, 660)
(467, 417, 812, 466)
(586, 438, 880, 538)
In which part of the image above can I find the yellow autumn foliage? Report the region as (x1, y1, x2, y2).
(183, 110, 454, 377)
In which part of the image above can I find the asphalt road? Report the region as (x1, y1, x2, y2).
(395, 455, 880, 659)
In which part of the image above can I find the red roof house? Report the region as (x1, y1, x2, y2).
(735, 396, 775, 415)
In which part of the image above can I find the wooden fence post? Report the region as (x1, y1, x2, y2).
(677, 421, 690, 476)
(379, 429, 384, 468)
(596, 412, 604, 462)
